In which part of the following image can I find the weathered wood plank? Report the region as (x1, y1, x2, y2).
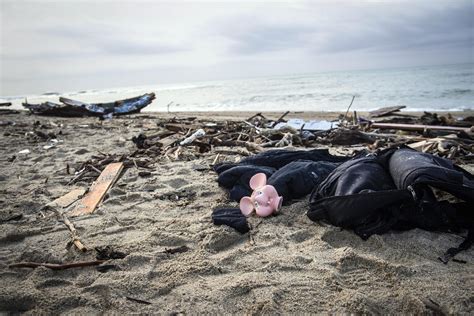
(369, 106, 406, 117)
(69, 162, 124, 216)
(371, 122, 472, 133)
(51, 188, 87, 208)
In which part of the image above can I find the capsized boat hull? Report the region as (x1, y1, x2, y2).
(59, 93, 156, 116)
(22, 93, 156, 117)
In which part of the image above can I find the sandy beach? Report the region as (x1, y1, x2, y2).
(0, 110, 473, 314)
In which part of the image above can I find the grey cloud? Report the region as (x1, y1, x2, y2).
(220, 22, 314, 54)
(41, 25, 188, 56)
(318, 2, 473, 54)
(214, 1, 472, 56)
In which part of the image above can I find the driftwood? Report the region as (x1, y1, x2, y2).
(215, 140, 264, 153)
(60, 211, 87, 252)
(158, 135, 179, 148)
(163, 245, 190, 255)
(70, 162, 124, 216)
(50, 188, 86, 208)
(45, 189, 88, 251)
(9, 260, 105, 270)
(369, 106, 406, 118)
(126, 297, 152, 305)
(371, 122, 472, 133)
(343, 96, 356, 122)
(272, 111, 290, 127)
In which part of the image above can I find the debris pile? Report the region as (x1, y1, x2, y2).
(126, 109, 473, 164)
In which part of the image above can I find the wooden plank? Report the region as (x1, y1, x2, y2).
(69, 162, 124, 216)
(50, 188, 87, 208)
(369, 106, 406, 118)
(371, 122, 472, 133)
(158, 134, 179, 148)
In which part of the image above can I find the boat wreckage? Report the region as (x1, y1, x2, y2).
(22, 93, 156, 118)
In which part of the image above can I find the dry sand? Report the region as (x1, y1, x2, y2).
(0, 111, 473, 314)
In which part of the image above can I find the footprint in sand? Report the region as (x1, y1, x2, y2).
(201, 229, 247, 252)
(164, 178, 189, 189)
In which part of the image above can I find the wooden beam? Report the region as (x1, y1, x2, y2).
(371, 122, 472, 133)
(69, 162, 124, 216)
(369, 106, 406, 118)
(158, 134, 179, 148)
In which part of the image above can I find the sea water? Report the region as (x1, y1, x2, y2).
(3, 63, 473, 112)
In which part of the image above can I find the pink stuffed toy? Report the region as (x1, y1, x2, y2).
(240, 173, 283, 217)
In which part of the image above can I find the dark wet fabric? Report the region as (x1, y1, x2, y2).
(267, 160, 339, 202)
(308, 146, 474, 259)
(214, 149, 348, 202)
(212, 207, 250, 234)
(237, 148, 349, 169)
(216, 165, 276, 202)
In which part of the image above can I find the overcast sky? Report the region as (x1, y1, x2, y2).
(1, 0, 472, 95)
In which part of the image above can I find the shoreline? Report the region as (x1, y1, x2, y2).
(3, 109, 474, 122)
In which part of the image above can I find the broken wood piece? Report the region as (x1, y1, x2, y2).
(211, 153, 221, 165)
(247, 112, 267, 121)
(369, 106, 406, 118)
(49, 188, 87, 208)
(272, 111, 290, 127)
(215, 140, 264, 153)
(371, 122, 472, 133)
(158, 134, 179, 148)
(213, 148, 251, 156)
(69, 162, 124, 216)
(62, 215, 87, 251)
(163, 245, 190, 255)
(275, 132, 293, 147)
(126, 296, 152, 305)
(9, 260, 105, 270)
(45, 194, 88, 252)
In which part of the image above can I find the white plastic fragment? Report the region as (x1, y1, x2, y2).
(180, 129, 206, 146)
(18, 149, 30, 154)
(274, 119, 339, 131)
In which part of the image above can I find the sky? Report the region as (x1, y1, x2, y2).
(0, 0, 472, 96)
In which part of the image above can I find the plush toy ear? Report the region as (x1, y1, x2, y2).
(239, 196, 254, 216)
(249, 173, 267, 190)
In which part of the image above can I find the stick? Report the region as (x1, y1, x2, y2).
(211, 153, 220, 165)
(215, 140, 264, 152)
(272, 111, 290, 127)
(126, 296, 152, 305)
(45, 203, 88, 252)
(88, 164, 102, 175)
(163, 245, 189, 255)
(343, 95, 356, 122)
(61, 212, 87, 252)
(67, 169, 87, 185)
(242, 121, 261, 132)
(370, 122, 472, 133)
(9, 260, 105, 270)
(213, 148, 251, 156)
(166, 102, 173, 113)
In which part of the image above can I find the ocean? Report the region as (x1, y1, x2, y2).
(3, 63, 473, 112)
